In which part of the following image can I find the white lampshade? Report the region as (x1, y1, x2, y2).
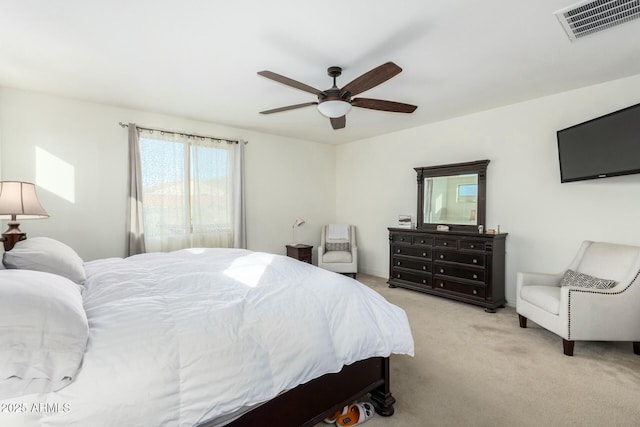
(291, 217, 305, 245)
(317, 100, 352, 118)
(0, 181, 49, 220)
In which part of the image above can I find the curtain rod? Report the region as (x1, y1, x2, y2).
(118, 122, 247, 144)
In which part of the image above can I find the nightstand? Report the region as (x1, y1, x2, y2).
(286, 244, 313, 264)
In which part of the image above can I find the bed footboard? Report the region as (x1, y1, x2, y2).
(201, 356, 394, 427)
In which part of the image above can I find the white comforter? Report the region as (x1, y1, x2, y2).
(2, 249, 414, 426)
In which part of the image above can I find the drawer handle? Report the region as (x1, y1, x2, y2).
(422, 279, 426, 284)
(396, 273, 401, 278)
(439, 282, 445, 288)
(472, 259, 478, 264)
(397, 261, 402, 266)
(400, 237, 405, 241)
(397, 249, 401, 253)
(470, 244, 475, 249)
(472, 289, 478, 295)
(420, 240, 425, 244)
(443, 242, 448, 246)
(439, 254, 445, 259)
(422, 266, 427, 270)
(440, 268, 444, 274)
(422, 252, 427, 257)
(472, 274, 478, 279)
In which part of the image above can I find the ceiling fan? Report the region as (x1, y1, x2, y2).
(257, 61, 418, 130)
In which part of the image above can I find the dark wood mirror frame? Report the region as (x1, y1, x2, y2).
(415, 159, 489, 231)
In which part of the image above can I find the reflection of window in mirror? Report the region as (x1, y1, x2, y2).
(457, 184, 477, 203)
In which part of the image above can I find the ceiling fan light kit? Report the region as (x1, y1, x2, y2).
(258, 62, 417, 130)
(317, 99, 352, 118)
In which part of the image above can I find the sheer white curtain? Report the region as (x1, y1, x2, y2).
(137, 130, 245, 253)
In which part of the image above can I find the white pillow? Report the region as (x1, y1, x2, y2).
(3, 237, 86, 284)
(0, 269, 89, 398)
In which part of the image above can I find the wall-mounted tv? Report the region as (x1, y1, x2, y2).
(557, 102, 640, 183)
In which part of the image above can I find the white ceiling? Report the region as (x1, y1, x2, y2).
(1, 1, 640, 144)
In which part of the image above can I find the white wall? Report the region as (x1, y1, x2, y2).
(336, 73, 640, 305)
(0, 87, 336, 261)
(3, 73, 640, 304)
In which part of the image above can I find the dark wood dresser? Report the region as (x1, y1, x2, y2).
(388, 228, 507, 312)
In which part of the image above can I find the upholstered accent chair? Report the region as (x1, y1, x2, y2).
(318, 224, 357, 278)
(516, 241, 640, 356)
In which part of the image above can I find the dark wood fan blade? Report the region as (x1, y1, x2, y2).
(258, 71, 324, 95)
(340, 62, 402, 97)
(330, 116, 346, 129)
(352, 98, 417, 113)
(259, 102, 318, 114)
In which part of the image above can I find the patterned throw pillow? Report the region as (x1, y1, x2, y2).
(325, 242, 350, 252)
(560, 269, 617, 289)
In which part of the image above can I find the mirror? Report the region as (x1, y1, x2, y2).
(415, 160, 489, 231)
(424, 174, 478, 225)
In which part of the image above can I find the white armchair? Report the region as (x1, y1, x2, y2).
(318, 224, 357, 278)
(516, 241, 640, 356)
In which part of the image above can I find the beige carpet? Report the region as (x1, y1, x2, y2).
(320, 274, 640, 427)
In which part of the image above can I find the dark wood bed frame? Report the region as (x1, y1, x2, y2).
(198, 356, 395, 427)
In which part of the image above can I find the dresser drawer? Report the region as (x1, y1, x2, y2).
(460, 239, 486, 251)
(392, 245, 432, 259)
(435, 237, 458, 249)
(434, 264, 485, 282)
(392, 257, 432, 273)
(433, 278, 485, 298)
(435, 249, 485, 267)
(390, 233, 412, 244)
(391, 269, 432, 287)
(412, 235, 433, 246)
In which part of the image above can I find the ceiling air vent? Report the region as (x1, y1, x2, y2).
(554, 0, 640, 41)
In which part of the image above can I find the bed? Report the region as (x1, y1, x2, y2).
(0, 238, 414, 426)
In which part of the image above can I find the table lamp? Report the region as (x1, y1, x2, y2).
(0, 181, 49, 251)
(291, 217, 305, 245)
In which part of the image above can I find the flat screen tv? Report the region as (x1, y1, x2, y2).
(557, 102, 640, 183)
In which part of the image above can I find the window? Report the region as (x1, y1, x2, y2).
(138, 132, 240, 252)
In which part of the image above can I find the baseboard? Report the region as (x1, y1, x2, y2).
(359, 268, 388, 279)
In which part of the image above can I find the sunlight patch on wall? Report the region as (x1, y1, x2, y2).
(36, 147, 75, 203)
